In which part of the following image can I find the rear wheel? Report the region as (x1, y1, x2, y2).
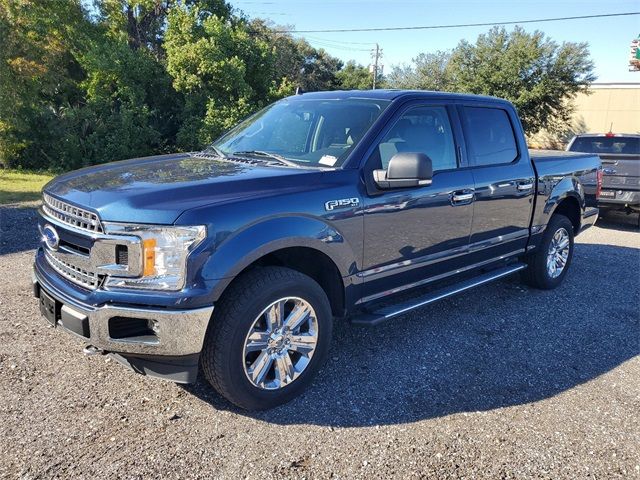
(200, 266, 332, 410)
(522, 214, 574, 290)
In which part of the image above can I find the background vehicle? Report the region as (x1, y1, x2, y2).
(567, 133, 640, 213)
(33, 91, 600, 410)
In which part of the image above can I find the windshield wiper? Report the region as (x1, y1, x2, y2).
(202, 145, 227, 158)
(232, 150, 300, 168)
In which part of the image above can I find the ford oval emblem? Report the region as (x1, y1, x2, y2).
(43, 224, 60, 251)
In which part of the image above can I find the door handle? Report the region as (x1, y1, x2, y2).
(517, 182, 534, 191)
(451, 190, 475, 205)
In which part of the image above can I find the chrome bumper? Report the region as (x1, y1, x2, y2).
(33, 267, 213, 357)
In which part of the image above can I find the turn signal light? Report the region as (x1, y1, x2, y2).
(143, 238, 156, 276)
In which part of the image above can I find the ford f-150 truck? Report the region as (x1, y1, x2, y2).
(567, 133, 639, 214)
(33, 90, 601, 410)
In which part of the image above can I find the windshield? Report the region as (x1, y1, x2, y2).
(569, 136, 640, 155)
(208, 98, 390, 168)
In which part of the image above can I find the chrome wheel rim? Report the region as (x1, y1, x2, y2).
(546, 227, 570, 279)
(242, 297, 318, 390)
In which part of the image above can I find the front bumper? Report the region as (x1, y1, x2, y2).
(33, 266, 213, 382)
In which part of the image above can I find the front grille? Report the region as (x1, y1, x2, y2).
(44, 249, 100, 290)
(43, 193, 103, 233)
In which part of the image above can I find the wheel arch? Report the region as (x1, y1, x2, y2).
(224, 246, 345, 317)
(534, 175, 585, 235)
(551, 195, 581, 234)
(203, 216, 358, 317)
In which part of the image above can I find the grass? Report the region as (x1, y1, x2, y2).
(0, 169, 54, 205)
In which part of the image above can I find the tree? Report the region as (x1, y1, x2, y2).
(386, 51, 453, 91)
(336, 61, 372, 90)
(0, 0, 91, 169)
(0, 0, 185, 170)
(0, 0, 355, 170)
(164, 3, 278, 148)
(248, 19, 344, 92)
(386, 27, 595, 135)
(449, 27, 594, 134)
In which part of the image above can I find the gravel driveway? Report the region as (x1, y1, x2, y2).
(1, 205, 638, 479)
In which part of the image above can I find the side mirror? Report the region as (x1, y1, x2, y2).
(373, 152, 433, 189)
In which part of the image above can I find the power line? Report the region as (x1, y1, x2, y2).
(276, 11, 640, 34)
(305, 39, 372, 52)
(244, 11, 290, 16)
(302, 35, 375, 46)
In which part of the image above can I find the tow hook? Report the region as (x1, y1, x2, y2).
(83, 345, 105, 356)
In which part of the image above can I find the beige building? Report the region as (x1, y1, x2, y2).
(572, 83, 640, 134)
(530, 82, 640, 148)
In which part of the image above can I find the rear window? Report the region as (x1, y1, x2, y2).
(569, 136, 640, 155)
(462, 107, 518, 166)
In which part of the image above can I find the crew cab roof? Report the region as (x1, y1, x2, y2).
(286, 89, 514, 106)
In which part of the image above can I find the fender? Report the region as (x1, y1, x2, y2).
(201, 215, 361, 302)
(530, 175, 585, 237)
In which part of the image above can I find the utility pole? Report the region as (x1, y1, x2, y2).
(371, 43, 381, 89)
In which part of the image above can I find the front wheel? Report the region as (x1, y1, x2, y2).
(522, 214, 575, 290)
(200, 266, 332, 410)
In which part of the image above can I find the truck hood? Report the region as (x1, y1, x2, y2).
(44, 153, 320, 224)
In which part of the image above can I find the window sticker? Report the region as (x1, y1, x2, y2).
(319, 155, 338, 166)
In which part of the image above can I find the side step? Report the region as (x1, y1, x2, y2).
(351, 263, 527, 326)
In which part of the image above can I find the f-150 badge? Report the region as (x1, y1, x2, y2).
(325, 198, 360, 211)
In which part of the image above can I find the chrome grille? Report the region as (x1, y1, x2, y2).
(42, 193, 103, 233)
(44, 249, 100, 290)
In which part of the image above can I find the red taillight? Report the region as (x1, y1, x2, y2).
(596, 168, 603, 198)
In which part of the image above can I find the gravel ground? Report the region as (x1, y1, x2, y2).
(0, 205, 638, 479)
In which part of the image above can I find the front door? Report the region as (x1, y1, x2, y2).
(360, 104, 474, 304)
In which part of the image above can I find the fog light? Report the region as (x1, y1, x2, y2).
(148, 319, 160, 334)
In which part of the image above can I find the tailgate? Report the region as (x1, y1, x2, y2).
(599, 154, 640, 190)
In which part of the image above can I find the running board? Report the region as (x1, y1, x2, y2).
(351, 263, 527, 326)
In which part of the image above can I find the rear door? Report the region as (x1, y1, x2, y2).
(458, 103, 536, 261)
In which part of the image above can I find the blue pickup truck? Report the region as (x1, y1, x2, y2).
(34, 90, 601, 410)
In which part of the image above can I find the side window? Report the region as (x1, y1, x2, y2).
(376, 106, 457, 172)
(462, 107, 518, 166)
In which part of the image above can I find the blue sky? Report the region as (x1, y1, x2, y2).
(232, 0, 640, 83)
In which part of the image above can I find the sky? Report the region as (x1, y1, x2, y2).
(231, 0, 640, 83)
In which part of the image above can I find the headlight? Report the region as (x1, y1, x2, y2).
(103, 223, 206, 291)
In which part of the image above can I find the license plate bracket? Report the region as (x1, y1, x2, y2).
(39, 290, 59, 327)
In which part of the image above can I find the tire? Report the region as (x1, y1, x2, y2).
(521, 214, 575, 290)
(200, 266, 332, 410)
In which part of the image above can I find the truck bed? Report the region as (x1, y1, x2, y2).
(529, 149, 597, 161)
(529, 149, 600, 178)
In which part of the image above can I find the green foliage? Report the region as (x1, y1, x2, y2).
(249, 19, 344, 92)
(387, 27, 595, 134)
(1, 4, 595, 172)
(336, 61, 372, 90)
(386, 52, 452, 91)
(165, 4, 275, 147)
(0, 0, 90, 170)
